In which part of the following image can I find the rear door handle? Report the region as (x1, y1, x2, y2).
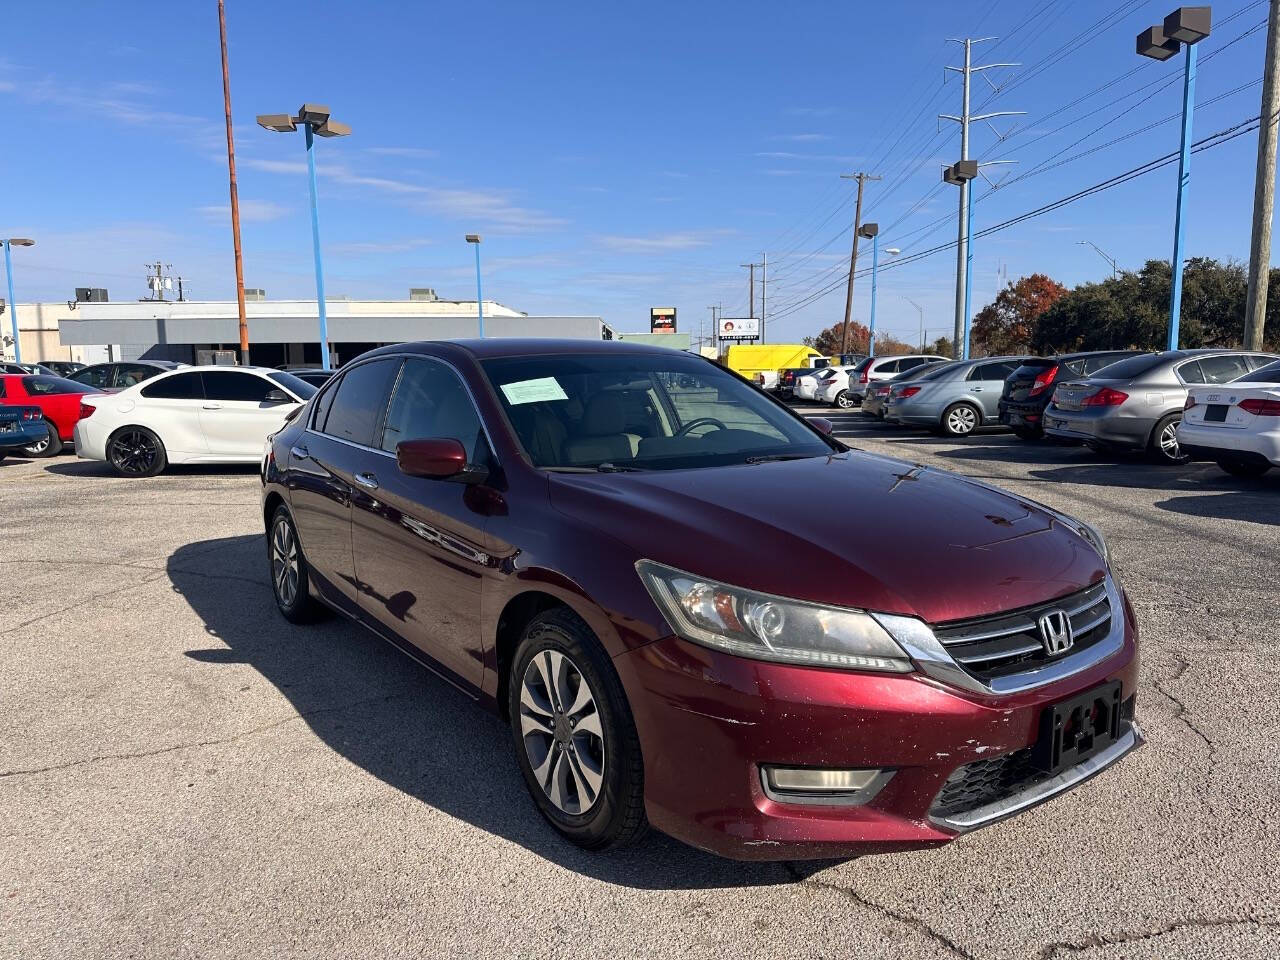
(354, 471, 379, 490)
(969, 387, 983, 393)
(290, 445, 309, 461)
(202, 402, 223, 410)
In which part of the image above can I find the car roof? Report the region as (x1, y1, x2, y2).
(363, 338, 690, 362)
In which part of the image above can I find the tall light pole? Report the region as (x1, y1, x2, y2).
(2, 239, 34, 364)
(466, 234, 484, 338)
(1137, 7, 1212, 350)
(257, 104, 351, 369)
(1077, 240, 1119, 279)
(217, 0, 249, 364)
(858, 224, 880, 355)
(903, 296, 924, 351)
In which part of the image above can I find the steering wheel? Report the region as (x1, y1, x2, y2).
(674, 417, 728, 439)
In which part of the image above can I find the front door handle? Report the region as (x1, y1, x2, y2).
(354, 471, 379, 490)
(969, 387, 983, 393)
(290, 445, 309, 461)
(202, 402, 223, 410)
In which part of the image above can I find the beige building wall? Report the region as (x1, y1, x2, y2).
(4, 303, 92, 364)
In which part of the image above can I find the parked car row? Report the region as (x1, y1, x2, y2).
(795, 347, 1280, 476)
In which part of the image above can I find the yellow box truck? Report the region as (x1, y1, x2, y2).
(723, 344, 826, 390)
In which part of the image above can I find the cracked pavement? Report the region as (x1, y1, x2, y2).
(1, 432, 1278, 959)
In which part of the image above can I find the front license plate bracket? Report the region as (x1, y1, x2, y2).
(1032, 680, 1122, 775)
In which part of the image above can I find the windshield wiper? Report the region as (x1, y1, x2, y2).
(546, 463, 644, 473)
(743, 453, 816, 464)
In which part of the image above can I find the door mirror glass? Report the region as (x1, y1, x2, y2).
(397, 437, 471, 479)
(263, 388, 292, 403)
(809, 417, 834, 436)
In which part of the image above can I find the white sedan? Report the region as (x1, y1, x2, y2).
(1177, 359, 1280, 477)
(794, 367, 838, 402)
(75, 366, 316, 477)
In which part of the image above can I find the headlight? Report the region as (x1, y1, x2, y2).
(636, 560, 914, 673)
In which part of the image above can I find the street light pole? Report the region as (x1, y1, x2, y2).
(2, 239, 33, 365)
(1077, 240, 1119, 278)
(857, 222, 881, 355)
(466, 234, 484, 338)
(257, 104, 351, 370)
(1137, 7, 1212, 351)
(903, 297, 924, 352)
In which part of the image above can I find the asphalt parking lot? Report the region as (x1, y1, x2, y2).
(2, 419, 1278, 960)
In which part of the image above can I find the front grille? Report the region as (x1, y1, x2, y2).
(933, 580, 1112, 682)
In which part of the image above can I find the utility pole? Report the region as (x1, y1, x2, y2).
(706, 304, 719, 354)
(176, 276, 187, 302)
(941, 38, 1021, 359)
(839, 172, 880, 356)
(1246, 0, 1280, 350)
(740, 262, 757, 319)
(760, 251, 767, 344)
(218, 0, 250, 364)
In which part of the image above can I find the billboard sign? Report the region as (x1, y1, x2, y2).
(650, 306, 677, 334)
(718, 317, 760, 341)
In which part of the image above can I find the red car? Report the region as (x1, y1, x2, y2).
(261, 340, 1141, 860)
(0, 374, 102, 457)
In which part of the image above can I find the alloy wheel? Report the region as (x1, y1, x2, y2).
(1158, 419, 1181, 460)
(519, 649, 606, 816)
(946, 405, 978, 435)
(836, 391, 855, 409)
(108, 430, 158, 475)
(22, 431, 51, 456)
(271, 518, 299, 607)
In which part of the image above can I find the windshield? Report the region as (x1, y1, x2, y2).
(268, 371, 318, 399)
(482, 352, 835, 471)
(816, 367, 839, 380)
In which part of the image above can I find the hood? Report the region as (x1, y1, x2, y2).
(548, 451, 1105, 624)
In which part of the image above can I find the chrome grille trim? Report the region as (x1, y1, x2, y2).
(872, 577, 1126, 697)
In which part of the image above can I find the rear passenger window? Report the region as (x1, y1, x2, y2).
(117, 365, 158, 388)
(1177, 360, 1205, 384)
(201, 371, 274, 402)
(320, 358, 398, 446)
(142, 372, 203, 399)
(73, 366, 114, 389)
(875, 360, 900, 374)
(1246, 354, 1278, 370)
(898, 357, 925, 371)
(380, 358, 485, 461)
(1197, 355, 1250, 384)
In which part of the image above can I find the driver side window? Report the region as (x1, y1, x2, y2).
(380, 358, 486, 462)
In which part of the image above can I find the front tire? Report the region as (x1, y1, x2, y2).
(941, 402, 981, 437)
(21, 420, 62, 458)
(268, 506, 323, 623)
(107, 426, 167, 477)
(1216, 457, 1272, 478)
(1148, 413, 1188, 464)
(508, 608, 646, 851)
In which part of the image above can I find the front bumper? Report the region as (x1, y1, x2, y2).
(613, 589, 1140, 861)
(1042, 406, 1154, 449)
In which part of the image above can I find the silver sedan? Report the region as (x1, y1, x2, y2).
(886, 356, 1032, 436)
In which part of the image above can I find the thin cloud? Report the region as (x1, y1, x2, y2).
(198, 200, 289, 223)
(773, 133, 831, 142)
(329, 238, 434, 254)
(755, 151, 859, 162)
(366, 146, 440, 159)
(599, 233, 712, 252)
(240, 157, 309, 175)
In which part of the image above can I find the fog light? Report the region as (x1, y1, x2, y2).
(761, 765, 892, 805)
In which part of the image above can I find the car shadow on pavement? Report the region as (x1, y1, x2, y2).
(45, 461, 259, 478)
(167, 535, 843, 889)
(1154, 483, 1280, 526)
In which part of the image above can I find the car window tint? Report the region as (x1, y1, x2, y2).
(380, 358, 486, 461)
(1237, 359, 1280, 382)
(23, 375, 66, 395)
(321, 358, 398, 446)
(141, 372, 204, 400)
(1177, 359, 1205, 384)
(72, 365, 114, 389)
(1244, 353, 1277, 371)
(310, 378, 339, 431)
(268, 371, 318, 400)
(201, 371, 275, 402)
(1064, 358, 1089, 375)
(1196, 354, 1250, 384)
(874, 359, 899, 374)
(897, 357, 925, 371)
(117, 364, 160, 388)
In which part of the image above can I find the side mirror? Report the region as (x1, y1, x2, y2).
(397, 437, 487, 483)
(264, 388, 292, 403)
(810, 417, 834, 436)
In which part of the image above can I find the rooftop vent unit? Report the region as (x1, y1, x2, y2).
(75, 287, 109, 302)
(244, 288, 266, 302)
(410, 287, 438, 302)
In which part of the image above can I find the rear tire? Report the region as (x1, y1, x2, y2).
(20, 420, 62, 458)
(268, 506, 324, 623)
(835, 390, 856, 410)
(941, 402, 981, 437)
(508, 607, 647, 852)
(1147, 413, 1188, 464)
(1216, 458, 1272, 478)
(107, 426, 167, 477)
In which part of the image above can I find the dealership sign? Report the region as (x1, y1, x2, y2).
(718, 317, 760, 341)
(650, 306, 677, 334)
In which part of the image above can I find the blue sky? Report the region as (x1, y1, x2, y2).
(1, 0, 1274, 346)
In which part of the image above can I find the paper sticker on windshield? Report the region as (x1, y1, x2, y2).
(500, 376, 568, 405)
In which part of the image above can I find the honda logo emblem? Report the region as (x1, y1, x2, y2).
(1038, 609, 1073, 656)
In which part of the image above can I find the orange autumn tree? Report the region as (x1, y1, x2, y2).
(971, 273, 1067, 356)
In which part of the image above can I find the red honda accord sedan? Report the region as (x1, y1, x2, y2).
(260, 339, 1141, 860)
